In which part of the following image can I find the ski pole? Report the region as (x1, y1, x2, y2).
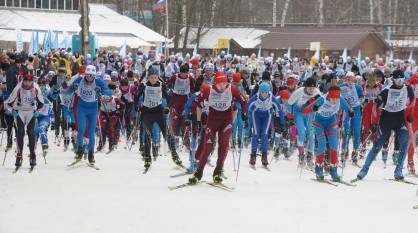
(235, 126, 244, 182)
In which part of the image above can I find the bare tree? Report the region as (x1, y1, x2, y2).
(280, 0, 291, 27)
(318, 0, 324, 26)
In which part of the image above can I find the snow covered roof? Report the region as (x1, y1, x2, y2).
(0, 4, 166, 47)
(171, 27, 269, 49)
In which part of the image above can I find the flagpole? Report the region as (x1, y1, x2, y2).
(165, 0, 169, 57)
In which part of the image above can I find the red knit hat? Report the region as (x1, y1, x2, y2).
(214, 72, 227, 84)
(233, 72, 241, 83)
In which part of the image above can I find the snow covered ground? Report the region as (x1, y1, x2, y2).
(1, 136, 418, 233)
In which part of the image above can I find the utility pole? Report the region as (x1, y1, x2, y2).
(80, 0, 90, 56)
(272, 0, 277, 27)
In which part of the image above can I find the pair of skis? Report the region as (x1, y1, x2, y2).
(169, 181, 235, 192)
(67, 160, 100, 170)
(311, 178, 357, 187)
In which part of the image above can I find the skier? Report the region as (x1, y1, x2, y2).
(98, 83, 121, 152)
(166, 64, 195, 147)
(355, 70, 414, 181)
(302, 85, 353, 181)
(135, 66, 183, 170)
(67, 65, 111, 165)
(340, 72, 364, 165)
(406, 72, 418, 174)
(6, 73, 44, 170)
(34, 76, 52, 156)
(188, 72, 247, 184)
(360, 72, 382, 157)
(287, 77, 321, 168)
(247, 82, 285, 167)
(59, 72, 76, 150)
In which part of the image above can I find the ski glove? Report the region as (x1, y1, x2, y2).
(241, 112, 247, 122)
(312, 104, 320, 112)
(33, 111, 39, 118)
(407, 115, 413, 123)
(370, 124, 378, 133)
(197, 121, 202, 132)
(163, 107, 170, 114)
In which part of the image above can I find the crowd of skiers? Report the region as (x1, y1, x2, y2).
(0, 48, 417, 185)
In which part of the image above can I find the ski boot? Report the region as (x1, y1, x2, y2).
(329, 165, 341, 182)
(391, 150, 399, 165)
(64, 138, 70, 150)
(213, 166, 223, 183)
(88, 151, 95, 165)
(306, 151, 314, 169)
(15, 153, 23, 168)
(249, 152, 256, 166)
(298, 151, 305, 166)
(74, 148, 83, 161)
(188, 169, 203, 185)
(340, 150, 349, 165)
(96, 141, 104, 152)
(144, 155, 152, 169)
(261, 152, 269, 166)
(315, 163, 324, 180)
(408, 161, 416, 175)
(171, 151, 183, 166)
(152, 144, 159, 161)
(273, 147, 280, 159)
(351, 150, 359, 166)
(42, 144, 48, 156)
(359, 147, 367, 159)
(6, 140, 12, 151)
(29, 154, 37, 168)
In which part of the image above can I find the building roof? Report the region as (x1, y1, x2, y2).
(171, 27, 269, 49)
(0, 4, 166, 47)
(261, 26, 387, 50)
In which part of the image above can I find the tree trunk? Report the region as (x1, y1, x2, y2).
(173, 0, 183, 53)
(318, 0, 324, 26)
(280, 0, 291, 27)
(369, 0, 374, 24)
(377, 0, 383, 24)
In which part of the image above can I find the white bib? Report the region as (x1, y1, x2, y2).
(173, 77, 191, 95)
(101, 98, 117, 112)
(341, 85, 360, 108)
(19, 88, 36, 111)
(143, 85, 162, 108)
(384, 86, 408, 112)
(77, 79, 97, 103)
(254, 93, 273, 111)
(208, 86, 232, 111)
(317, 96, 340, 118)
(366, 86, 380, 101)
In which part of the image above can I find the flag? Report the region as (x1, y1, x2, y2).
(152, 0, 167, 11)
(43, 30, 53, 52)
(314, 47, 320, 61)
(52, 31, 59, 49)
(408, 50, 414, 62)
(120, 40, 127, 58)
(16, 30, 24, 53)
(287, 47, 291, 58)
(342, 48, 348, 63)
(257, 46, 262, 58)
(29, 31, 40, 55)
(192, 44, 197, 57)
(357, 49, 362, 64)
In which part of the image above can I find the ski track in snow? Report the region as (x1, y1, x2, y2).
(1, 133, 418, 233)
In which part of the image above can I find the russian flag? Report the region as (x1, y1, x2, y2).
(152, 0, 167, 11)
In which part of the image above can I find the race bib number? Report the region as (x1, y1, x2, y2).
(384, 87, 407, 112)
(173, 77, 190, 95)
(317, 97, 339, 118)
(341, 85, 360, 107)
(254, 94, 273, 111)
(208, 86, 232, 111)
(78, 79, 97, 103)
(143, 85, 162, 108)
